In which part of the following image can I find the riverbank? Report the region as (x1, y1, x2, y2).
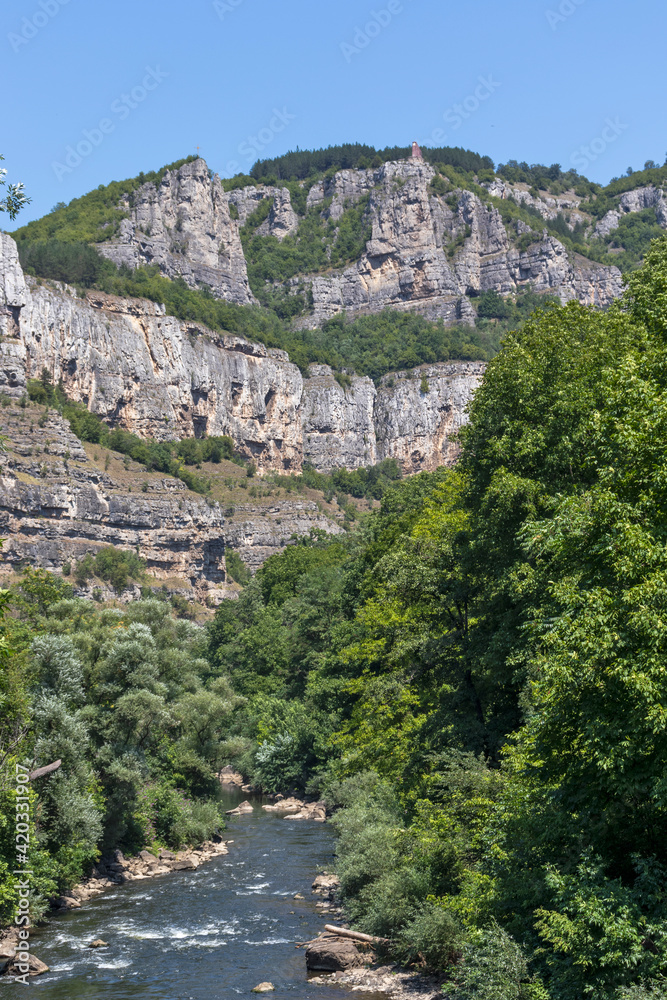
(304, 871, 444, 999)
(313, 966, 444, 1000)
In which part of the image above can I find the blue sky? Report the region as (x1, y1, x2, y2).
(2, 0, 665, 226)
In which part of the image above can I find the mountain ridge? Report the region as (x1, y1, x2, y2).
(12, 148, 660, 376)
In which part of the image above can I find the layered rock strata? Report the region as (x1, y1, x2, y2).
(0, 409, 230, 601)
(295, 162, 623, 326)
(0, 234, 482, 477)
(300, 362, 485, 474)
(0, 402, 346, 587)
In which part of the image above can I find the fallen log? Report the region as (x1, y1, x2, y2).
(324, 924, 386, 945)
(29, 760, 61, 780)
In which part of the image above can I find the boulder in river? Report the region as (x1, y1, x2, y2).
(52, 894, 81, 911)
(170, 856, 198, 871)
(226, 799, 254, 816)
(292, 801, 327, 822)
(252, 983, 275, 993)
(305, 937, 364, 971)
(1, 953, 50, 977)
(312, 873, 340, 894)
(89, 940, 108, 948)
(262, 797, 303, 813)
(219, 765, 245, 786)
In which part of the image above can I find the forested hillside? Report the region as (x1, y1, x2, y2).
(203, 234, 667, 998)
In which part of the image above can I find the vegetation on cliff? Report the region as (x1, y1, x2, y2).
(248, 142, 495, 181)
(27, 370, 235, 495)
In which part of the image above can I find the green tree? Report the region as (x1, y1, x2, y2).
(0, 155, 29, 219)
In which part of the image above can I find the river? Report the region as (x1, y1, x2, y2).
(16, 790, 386, 1000)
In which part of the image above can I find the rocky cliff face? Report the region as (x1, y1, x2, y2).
(0, 406, 230, 602)
(90, 157, 623, 328)
(0, 234, 303, 473)
(595, 185, 667, 237)
(375, 362, 486, 473)
(98, 159, 254, 304)
(295, 162, 622, 326)
(300, 365, 378, 471)
(0, 234, 480, 477)
(0, 400, 346, 595)
(299, 361, 483, 474)
(227, 184, 299, 239)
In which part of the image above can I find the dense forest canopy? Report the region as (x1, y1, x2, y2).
(249, 142, 495, 180)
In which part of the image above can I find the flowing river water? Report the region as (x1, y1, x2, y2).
(13, 790, 387, 1000)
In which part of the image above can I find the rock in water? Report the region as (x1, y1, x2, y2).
(89, 940, 108, 948)
(252, 983, 275, 992)
(1, 953, 50, 977)
(225, 799, 254, 816)
(305, 938, 364, 971)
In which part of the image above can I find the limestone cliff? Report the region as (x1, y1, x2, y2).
(98, 159, 254, 304)
(301, 365, 378, 471)
(0, 234, 303, 473)
(295, 161, 622, 326)
(0, 232, 483, 590)
(0, 234, 480, 478)
(0, 407, 230, 601)
(594, 185, 667, 237)
(85, 157, 623, 328)
(299, 362, 483, 474)
(375, 362, 486, 473)
(0, 401, 345, 596)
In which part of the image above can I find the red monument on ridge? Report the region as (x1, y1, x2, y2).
(411, 140, 423, 160)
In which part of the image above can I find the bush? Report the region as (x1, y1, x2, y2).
(225, 549, 252, 587)
(75, 546, 145, 592)
(397, 902, 463, 969)
(619, 981, 667, 1000)
(477, 289, 512, 320)
(18, 240, 117, 287)
(457, 923, 530, 1000)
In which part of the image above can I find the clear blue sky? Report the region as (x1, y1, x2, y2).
(2, 0, 665, 227)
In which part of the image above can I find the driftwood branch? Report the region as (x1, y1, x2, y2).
(29, 760, 62, 780)
(324, 924, 387, 945)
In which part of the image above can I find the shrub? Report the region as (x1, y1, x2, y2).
(74, 546, 145, 592)
(457, 923, 530, 1000)
(619, 981, 667, 1000)
(225, 549, 252, 587)
(397, 902, 463, 969)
